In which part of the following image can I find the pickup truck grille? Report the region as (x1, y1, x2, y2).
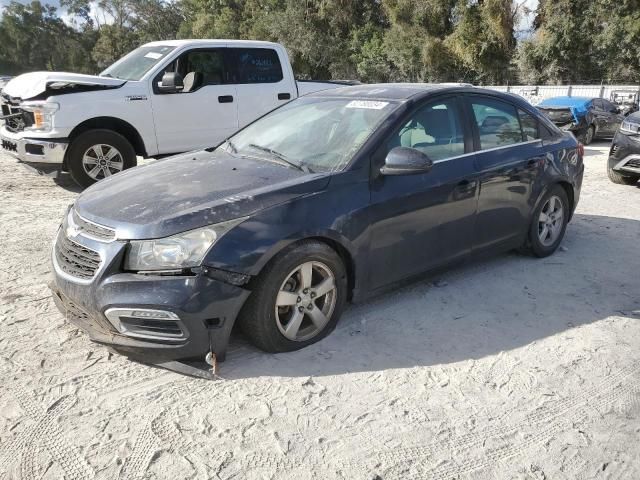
(55, 231, 102, 280)
(0, 94, 33, 132)
(72, 209, 116, 242)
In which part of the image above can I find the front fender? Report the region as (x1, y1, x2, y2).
(202, 173, 371, 287)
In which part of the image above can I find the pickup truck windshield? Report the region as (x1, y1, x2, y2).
(101, 46, 175, 81)
(227, 97, 397, 172)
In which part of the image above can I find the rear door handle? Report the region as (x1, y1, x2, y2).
(278, 93, 291, 100)
(218, 95, 234, 103)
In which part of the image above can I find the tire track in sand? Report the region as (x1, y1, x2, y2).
(378, 364, 640, 479)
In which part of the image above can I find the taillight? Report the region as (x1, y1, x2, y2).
(577, 142, 584, 158)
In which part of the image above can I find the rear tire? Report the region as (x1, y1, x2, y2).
(523, 185, 569, 258)
(238, 241, 348, 353)
(607, 168, 639, 185)
(581, 125, 595, 145)
(67, 129, 136, 188)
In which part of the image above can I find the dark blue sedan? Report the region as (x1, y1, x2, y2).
(50, 84, 584, 364)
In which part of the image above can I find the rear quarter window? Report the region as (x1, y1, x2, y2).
(234, 48, 283, 84)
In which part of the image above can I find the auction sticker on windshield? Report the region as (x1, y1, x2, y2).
(345, 100, 389, 109)
(144, 52, 164, 60)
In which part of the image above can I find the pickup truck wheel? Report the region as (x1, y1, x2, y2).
(238, 241, 347, 353)
(67, 129, 136, 188)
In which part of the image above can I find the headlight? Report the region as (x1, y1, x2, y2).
(125, 217, 247, 271)
(620, 119, 640, 135)
(20, 101, 59, 132)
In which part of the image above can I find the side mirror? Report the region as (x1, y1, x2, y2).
(380, 147, 433, 176)
(157, 72, 184, 93)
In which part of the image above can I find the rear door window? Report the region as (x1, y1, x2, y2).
(518, 109, 540, 141)
(469, 97, 524, 150)
(232, 48, 283, 84)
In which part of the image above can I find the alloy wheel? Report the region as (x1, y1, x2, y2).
(538, 195, 564, 247)
(275, 261, 337, 342)
(82, 144, 124, 180)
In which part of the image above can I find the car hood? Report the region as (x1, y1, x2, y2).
(2, 72, 125, 100)
(75, 149, 331, 240)
(626, 111, 640, 123)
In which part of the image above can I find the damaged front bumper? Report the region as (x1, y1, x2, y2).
(50, 227, 251, 362)
(0, 125, 68, 163)
(609, 131, 640, 176)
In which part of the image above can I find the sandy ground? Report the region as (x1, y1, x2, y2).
(0, 142, 639, 479)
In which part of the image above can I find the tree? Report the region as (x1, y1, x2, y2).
(0, 1, 95, 74)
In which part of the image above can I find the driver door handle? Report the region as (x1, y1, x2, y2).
(218, 95, 234, 103)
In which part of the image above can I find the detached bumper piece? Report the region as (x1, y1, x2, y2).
(0, 127, 67, 164)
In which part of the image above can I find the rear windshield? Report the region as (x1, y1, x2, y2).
(101, 46, 175, 81)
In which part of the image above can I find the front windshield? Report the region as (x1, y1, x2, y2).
(226, 97, 397, 172)
(101, 45, 175, 81)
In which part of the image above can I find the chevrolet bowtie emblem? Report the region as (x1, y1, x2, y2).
(66, 222, 81, 238)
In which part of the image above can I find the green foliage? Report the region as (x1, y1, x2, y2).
(1, 0, 639, 84)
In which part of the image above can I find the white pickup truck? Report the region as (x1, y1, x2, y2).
(0, 40, 347, 187)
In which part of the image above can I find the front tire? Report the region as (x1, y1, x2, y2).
(67, 129, 136, 188)
(523, 185, 569, 258)
(607, 168, 639, 185)
(238, 241, 348, 353)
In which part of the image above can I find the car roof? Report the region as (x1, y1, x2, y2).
(309, 83, 512, 102)
(538, 96, 593, 107)
(142, 39, 281, 49)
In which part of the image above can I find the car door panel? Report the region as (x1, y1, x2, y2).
(467, 96, 545, 251)
(367, 97, 478, 291)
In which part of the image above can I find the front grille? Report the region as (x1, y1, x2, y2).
(51, 287, 115, 333)
(55, 232, 102, 280)
(0, 94, 33, 132)
(72, 209, 116, 242)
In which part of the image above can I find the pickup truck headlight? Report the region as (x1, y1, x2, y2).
(124, 218, 247, 271)
(21, 101, 59, 132)
(620, 119, 640, 135)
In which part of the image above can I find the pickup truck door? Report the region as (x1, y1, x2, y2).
(227, 47, 297, 128)
(150, 48, 238, 154)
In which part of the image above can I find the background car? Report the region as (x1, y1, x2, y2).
(50, 85, 584, 364)
(610, 89, 639, 116)
(537, 96, 624, 145)
(608, 111, 640, 185)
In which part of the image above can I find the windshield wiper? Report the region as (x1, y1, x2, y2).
(225, 140, 238, 153)
(246, 144, 310, 173)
